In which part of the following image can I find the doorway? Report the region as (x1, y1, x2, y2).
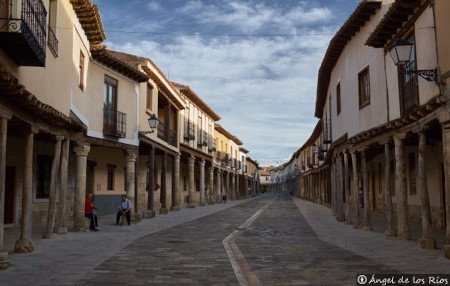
(86, 161, 95, 195)
(5, 166, 15, 225)
(442, 163, 447, 228)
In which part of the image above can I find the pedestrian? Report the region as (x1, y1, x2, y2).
(358, 187, 364, 208)
(116, 195, 132, 226)
(205, 187, 209, 203)
(85, 193, 99, 231)
(222, 193, 227, 203)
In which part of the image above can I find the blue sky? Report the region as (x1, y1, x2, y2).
(94, 0, 360, 166)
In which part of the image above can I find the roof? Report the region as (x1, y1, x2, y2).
(299, 120, 323, 153)
(314, 0, 382, 118)
(70, 0, 106, 49)
(246, 157, 259, 168)
(366, 0, 422, 48)
(108, 50, 185, 110)
(92, 48, 149, 82)
(215, 124, 243, 145)
(239, 147, 249, 154)
(171, 82, 221, 121)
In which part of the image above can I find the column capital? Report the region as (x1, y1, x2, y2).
(393, 132, 407, 141)
(0, 106, 12, 119)
(126, 153, 137, 162)
(175, 153, 181, 160)
(74, 143, 90, 157)
(55, 135, 65, 142)
(199, 159, 205, 167)
(378, 137, 391, 146)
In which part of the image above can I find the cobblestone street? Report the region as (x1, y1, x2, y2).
(1, 194, 449, 285)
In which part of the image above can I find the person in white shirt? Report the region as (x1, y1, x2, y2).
(116, 195, 132, 225)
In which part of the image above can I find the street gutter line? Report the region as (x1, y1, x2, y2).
(223, 199, 274, 286)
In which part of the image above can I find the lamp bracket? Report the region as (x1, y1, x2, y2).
(407, 68, 438, 82)
(138, 130, 155, 136)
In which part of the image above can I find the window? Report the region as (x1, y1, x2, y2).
(398, 34, 419, 114)
(358, 67, 370, 108)
(336, 83, 341, 115)
(103, 75, 118, 133)
(409, 153, 417, 195)
(107, 164, 116, 191)
(378, 164, 382, 195)
(79, 51, 85, 90)
(146, 84, 153, 110)
(36, 155, 53, 199)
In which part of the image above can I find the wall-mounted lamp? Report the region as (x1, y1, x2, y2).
(389, 38, 438, 82)
(138, 114, 159, 135)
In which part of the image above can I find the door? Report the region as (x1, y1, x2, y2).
(86, 162, 95, 195)
(442, 163, 447, 228)
(103, 76, 118, 133)
(4, 166, 15, 225)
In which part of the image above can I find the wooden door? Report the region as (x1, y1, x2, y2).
(442, 163, 447, 228)
(4, 166, 15, 225)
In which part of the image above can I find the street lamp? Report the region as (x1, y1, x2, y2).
(139, 114, 159, 135)
(389, 38, 438, 82)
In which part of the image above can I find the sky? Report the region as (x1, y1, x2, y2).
(94, 0, 360, 166)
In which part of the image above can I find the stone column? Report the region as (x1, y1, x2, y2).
(226, 171, 230, 200)
(199, 159, 205, 206)
(125, 150, 137, 209)
(15, 128, 37, 253)
(0, 114, 10, 269)
(160, 151, 168, 214)
(208, 166, 214, 204)
(417, 131, 436, 248)
(336, 155, 345, 221)
(383, 140, 396, 236)
(187, 155, 196, 208)
(231, 173, 236, 200)
(171, 154, 181, 211)
(441, 120, 450, 258)
(244, 176, 249, 198)
(216, 168, 221, 202)
(57, 138, 70, 235)
(73, 143, 90, 232)
(44, 135, 63, 239)
(145, 145, 156, 218)
(394, 133, 410, 240)
(330, 162, 336, 215)
(236, 174, 240, 199)
(351, 150, 360, 228)
(361, 148, 372, 231)
(344, 152, 351, 224)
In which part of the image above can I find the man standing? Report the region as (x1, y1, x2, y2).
(84, 194, 99, 231)
(116, 195, 132, 226)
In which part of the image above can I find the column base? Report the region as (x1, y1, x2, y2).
(42, 233, 57, 239)
(0, 252, 11, 270)
(131, 213, 141, 223)
(397, 231, 411, 240)
(56, 227, 68, 235)
(159, 208, 169, 214)
(72, 226, 87, 232)
(361, 225, 373, 231)
(142, 210, 156, 219)
(336, 214, 345, 222)
(419, 238, 436, 249)
(187, 203, 196, 208)
(14, 239, 34, 253)
(444, 245, 450, 259)
(384, 229, 397, 237)
(170, 206, 180, 211)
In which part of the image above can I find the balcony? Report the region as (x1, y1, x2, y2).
(157, 122, 166, 141)
(184, 121, 195, 141)
(168, 128, 177, 147)
(47, 25, 57, 57)
(237, 160, 241, 170)
(208, 137, 216, 152)
(243, 165, 248, 174)
(197, 129, 208, 146)
(0, 0, 47, 66)
(103, 109, 126, 138)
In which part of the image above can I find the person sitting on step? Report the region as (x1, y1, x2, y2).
(116, 195, 132, 226)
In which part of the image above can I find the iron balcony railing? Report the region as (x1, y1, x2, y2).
(184, 121, 195, 141)
(47, 25, 58, 57)
(243, 165, 248, 174)
(157, 122, 166, 141)
(168, 128, 177, 147)
(208, 137, 216, 151)
(202, 131, 208, 146)
(103, 109, 126, 138)
(0, 0, 47, 66)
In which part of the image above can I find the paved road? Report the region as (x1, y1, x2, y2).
(77, 195, 394, 286)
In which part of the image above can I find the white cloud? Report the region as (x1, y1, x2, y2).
(147, 2, 161, 11)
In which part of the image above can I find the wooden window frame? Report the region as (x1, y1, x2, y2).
(36, 155, 53, 199)
(79, 51, 85, 90)
(336, 82, 341, 116)
(358, 66, 371, 109)
(107, 164, 116, 191)
(146, 84, 153, 111)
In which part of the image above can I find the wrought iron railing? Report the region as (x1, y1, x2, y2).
(157, 122, 166, 141)
(103, 109, 126, 138)
(201, 131, 208, 146)
(168, 128, 177, 147)
(184, 121, 195, 140)
(197, 129, 204, 146)
(47, 25, 58, 56)
(399, 61, 419, 114)
(208, 137, 216, 151)
(0, 0, 47, 65)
